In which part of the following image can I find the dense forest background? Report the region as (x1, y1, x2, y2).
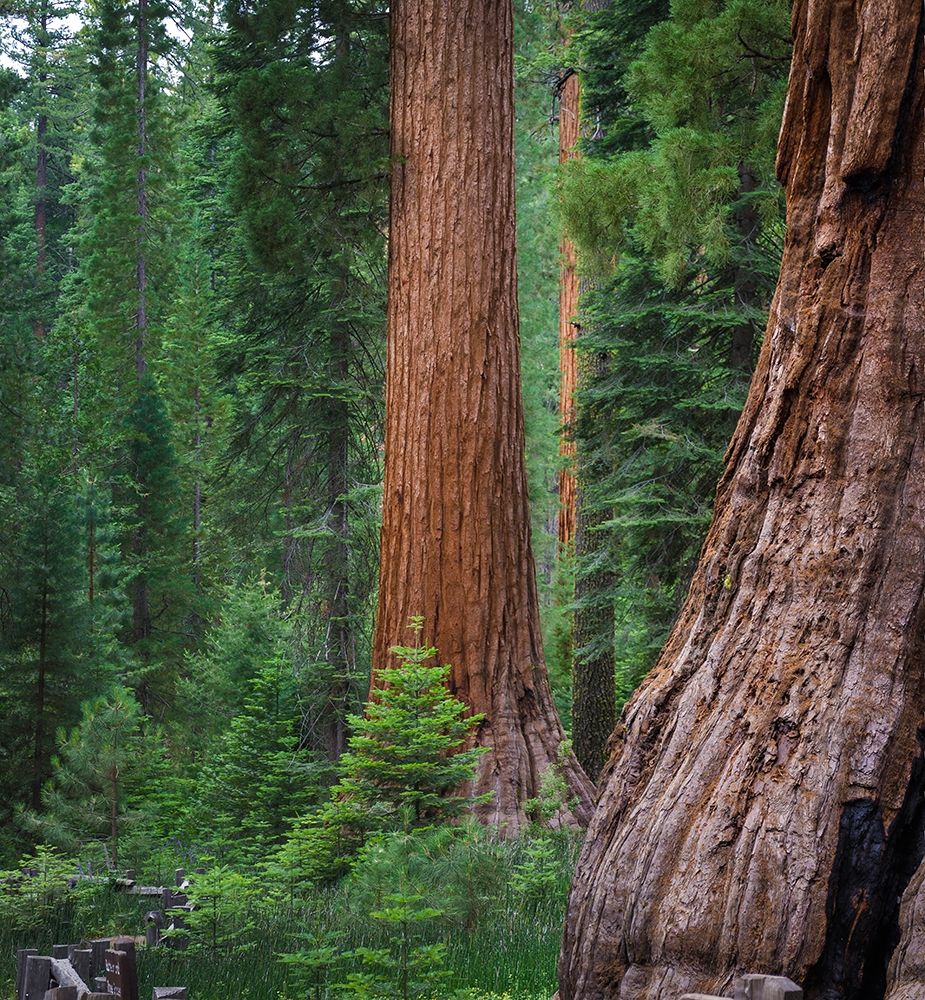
(0, 1, 790, 996)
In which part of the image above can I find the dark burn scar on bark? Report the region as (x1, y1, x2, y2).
(806, 732, 925, 1000)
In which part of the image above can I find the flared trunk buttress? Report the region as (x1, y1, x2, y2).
(559, 1, 925, 997)
(372, 0, 594, 834)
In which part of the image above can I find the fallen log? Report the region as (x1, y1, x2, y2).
(50, 959, 89, 997)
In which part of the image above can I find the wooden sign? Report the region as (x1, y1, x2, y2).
(105, 949, 139, 1000)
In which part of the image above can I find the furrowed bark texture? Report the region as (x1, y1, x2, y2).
(560, 1, 925, 996)
(374, 0, 594, 833)
(557, 67, 580, 552)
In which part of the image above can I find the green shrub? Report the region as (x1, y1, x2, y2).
(273, 620, 489, 888)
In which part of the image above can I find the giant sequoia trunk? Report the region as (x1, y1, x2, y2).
(373, 0, 594, 832)
(560, 1, 925, 996)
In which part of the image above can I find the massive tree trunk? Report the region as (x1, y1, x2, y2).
(560, 1, 925, 997)
(373, 0, 594, 832)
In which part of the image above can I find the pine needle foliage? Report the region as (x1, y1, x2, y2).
(275, 620, 489, 886)
(558, 0, 790, 706)
(334, 622, 490, 831)
(27, 685, 161, 868)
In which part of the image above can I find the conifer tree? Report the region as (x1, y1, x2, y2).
(213, 0, 388, 756)
(193, 664, 325, 860)
(559, 0, 786, 706)
(276, 623, 489, 885)
(78, 0, 192, 711)
(0, 452, 105, 816)
(0, 68, 35, 484)
(374, 0, 593, 830)
(31, 685, 158, 867)
(0, 0, 81, 341)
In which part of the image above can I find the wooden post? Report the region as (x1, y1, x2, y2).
(52, 947, 69, 960)
(153, 989, 188, 1000)
(43, 988, 78, 1000)
(17, 948, 38, 1000)
(71, 950, 92, 987)
(24, 956, 52, 1000)
(105, 948, 139, 1000)
(174, 869, 184, 887)
(90, 940, 110, 978)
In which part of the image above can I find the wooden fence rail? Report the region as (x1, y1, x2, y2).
(15, 936, 188, 1000)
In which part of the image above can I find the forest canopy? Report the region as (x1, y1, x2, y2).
(6, 0, 918, 998)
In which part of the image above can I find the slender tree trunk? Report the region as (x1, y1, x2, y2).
(135, 0, 148, 380)
(728, 161, 759, 372)
(110, 767, 119, 867)
(131, 0, 150, 653)
(557, 68, 580, 551)
(32, 563, 49, 810)
(560, 2, 925, 997)
(33, 0, 48, 341)
(280, 450, 308, 610)
(374, 0, 593, 832)
(193, 386, 202, 583)
(559, 0, 616, 783)
(571, 346, 615, 783)
(571, 489, 614, 783)
(318, 27, 355, 763)
(323, 305, 352, 761)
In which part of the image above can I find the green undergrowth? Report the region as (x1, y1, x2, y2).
(1, 825, 579, 1000)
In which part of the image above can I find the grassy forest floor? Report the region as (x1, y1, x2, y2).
(1, 826, 578, 1000)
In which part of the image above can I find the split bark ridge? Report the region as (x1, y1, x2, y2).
(373, 0, 594, 833)
(560, 0, 925, 996)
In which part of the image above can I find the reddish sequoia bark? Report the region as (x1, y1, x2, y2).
(373, 0, 594, 832)
(557, 68, 580, 552)
(560, 1, 925, 997)
(560, 0, 616, 784)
